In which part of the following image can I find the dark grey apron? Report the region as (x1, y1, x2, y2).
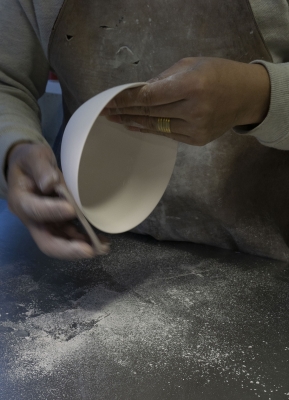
(49, 0, 289, 261)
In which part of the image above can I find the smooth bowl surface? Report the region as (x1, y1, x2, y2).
(61, 83, 178, 233)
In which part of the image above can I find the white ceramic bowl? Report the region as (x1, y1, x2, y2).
(61, 82, 178, 234)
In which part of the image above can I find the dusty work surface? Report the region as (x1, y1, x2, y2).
(0, 203, 289, 400)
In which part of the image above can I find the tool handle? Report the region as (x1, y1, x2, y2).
(55, 185, 109, 255)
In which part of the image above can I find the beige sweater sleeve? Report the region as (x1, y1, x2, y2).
(238, 0, 289, 149)
(0, 0, 51, 198)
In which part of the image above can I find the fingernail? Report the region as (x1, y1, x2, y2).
(99, 243, 110, 255)
(40, 171, 59, 191)
(81, 248, 95, 258)
(64, 204, 76, 216)
(84, 253, 95, 259)
(52, 171, 60, 182)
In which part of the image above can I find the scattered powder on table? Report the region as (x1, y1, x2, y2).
(1, 242, 289, 399)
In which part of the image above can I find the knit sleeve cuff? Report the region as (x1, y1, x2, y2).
(234, 60, 289, 150)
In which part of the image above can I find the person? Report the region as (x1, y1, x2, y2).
(1, 0, 289, 260)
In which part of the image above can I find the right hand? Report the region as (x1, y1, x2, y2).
(6, 142, 104, 259)
(103, 57, 270, 146)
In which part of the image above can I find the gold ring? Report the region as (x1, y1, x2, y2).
(157, 118, 171, 134)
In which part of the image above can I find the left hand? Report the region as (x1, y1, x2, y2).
(6, 143, 109, 259)
(102, 57, 270, 146)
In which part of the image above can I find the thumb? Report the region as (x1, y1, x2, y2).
(30, 146, 60, 194)
(17, 143, 60, 194)
(37, 167, 60, 194)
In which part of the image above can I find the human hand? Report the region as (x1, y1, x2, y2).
(102, 57, 270, 145)
(6, 143, 108, 259)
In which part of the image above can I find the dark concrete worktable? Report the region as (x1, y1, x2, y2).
(0, 200, 289, 400)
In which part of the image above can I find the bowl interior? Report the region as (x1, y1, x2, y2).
(78, 116, 177, 233)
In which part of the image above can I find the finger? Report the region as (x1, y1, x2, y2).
(147, 58, 203, 83)
(28, 223, 96, 259)
(18, 144, 60, 194)
(102, 99, 187, 119)
(147, 62, 189, 83)
(105, 77, 187, 109)
(107, 114, 189, 135)
(62, 223, 110, 248)
(58, 222, 89, 242)
(40, 221, 110, 255)
(15, 191, 76, 222)
(131, 128, 199, 146)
